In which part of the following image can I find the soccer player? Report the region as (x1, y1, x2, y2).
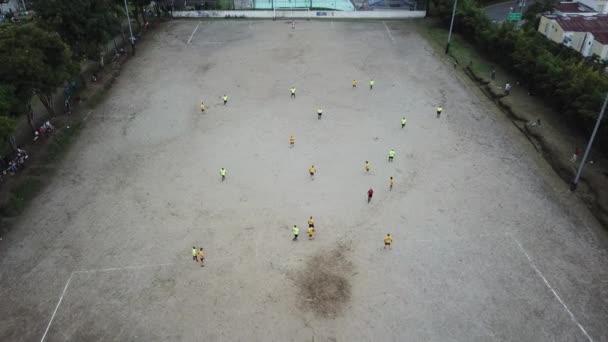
(223, 94, 228, 105)
(220, 168, 227, 181)
(290, 87, 296, 99)
(290, 135, 295, 147)
(436, 106, 443, 118)
(384, 234, 392, 250)
(401, 117, 407, 128)
(292, 225, 299, 241)
(309, 165, 316, 179)
(192, 246, 197, 261)
(308, 226, 315, 240)
(389, 176, 394, 191)
(317, 108, 322, 120)
(308, 216, 314, 228)
(367, 188, 374, 203)
(388, 149, 395, 162)
(370, 79, 374, 90)
(353, 79, 357, 88)
(198, 248, 205, 266)
(365, 161, 371, 173)
(200, 101, 205, 112)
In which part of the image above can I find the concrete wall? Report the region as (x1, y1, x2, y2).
(0, 0, 21, 14)
(538, 16, 558, 42)
(591, 39, 608, 59)
(570, 31, 588, 52)
(173, 9, 426, 19)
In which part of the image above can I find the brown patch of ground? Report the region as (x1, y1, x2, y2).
(296, 242, 353, 318)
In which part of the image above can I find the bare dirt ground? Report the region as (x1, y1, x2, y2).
(1, 19, 608, 342)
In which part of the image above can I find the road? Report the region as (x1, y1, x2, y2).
(484, 0, 534, 22)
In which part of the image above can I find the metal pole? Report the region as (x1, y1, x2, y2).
(445, 0, 457, 54)
(124, 0, 136, 55)
(570, 93, 608, 191)
(20, 0, 27, 12)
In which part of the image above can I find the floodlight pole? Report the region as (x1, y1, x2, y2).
(124, 0, 136, 55)
(570, 93, 608, 191)
(445, 0, 457, 54)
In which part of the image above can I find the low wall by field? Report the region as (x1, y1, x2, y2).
(173, 10, 426, 19)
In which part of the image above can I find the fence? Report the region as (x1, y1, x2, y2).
(173, 9, 426, 18)
(173, 0, 425, 11)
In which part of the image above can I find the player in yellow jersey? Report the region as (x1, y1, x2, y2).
(309, 165, 316, 179)
(289, 135, 295, 147)
(384, 234, 392, 250)
(197, 248, 205, 266)
(308, 226, 315, 240)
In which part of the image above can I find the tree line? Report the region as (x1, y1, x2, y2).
(0, 0, 173, 145)
(431, 0, 608, 144)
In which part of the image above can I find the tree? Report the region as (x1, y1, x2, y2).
(34, 0, 121, 60)
(0, 23, 78, 127)
(0, 85, 18, 116)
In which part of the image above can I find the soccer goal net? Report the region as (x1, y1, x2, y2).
(273, 7, 311, 19)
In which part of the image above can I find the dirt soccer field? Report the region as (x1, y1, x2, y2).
(1, 19, 608, 342)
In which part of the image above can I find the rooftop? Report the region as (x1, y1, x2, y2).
(555, 1, 597, 13)
(593, 31, 608, 44)
(554, 14, 608, 32)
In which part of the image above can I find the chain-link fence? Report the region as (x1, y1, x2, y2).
(173, 0, 424, 11)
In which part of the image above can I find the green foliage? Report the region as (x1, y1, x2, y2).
(0, 84, 17, 116)
(0, 23, 78, 116)
(1, 177, 44, 217)
(431, 0, 608, 139)
(0, 115, 16, 143)
(34, 0, 121, 60)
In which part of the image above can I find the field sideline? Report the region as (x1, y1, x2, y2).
(0, 19, 607, 342)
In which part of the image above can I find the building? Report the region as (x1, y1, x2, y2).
(578, 0, 608, 14)
(538, 14, 608, 59)
(0, 0, 25, 14)
(554, 1, 597, 15)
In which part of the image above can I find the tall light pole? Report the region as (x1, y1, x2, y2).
(445, 0, 458, 54)
(20, 0, 27, 13)
(570, 93, 608, 191)
(124, 0, 136, 55)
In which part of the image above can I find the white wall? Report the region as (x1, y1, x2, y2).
(0, 0, 21, 14)
(173, 10, 426, 19)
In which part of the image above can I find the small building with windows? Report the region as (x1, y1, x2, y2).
(538, 14, 608, 60)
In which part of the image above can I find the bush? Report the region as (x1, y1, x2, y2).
(435, 0, 608, 145)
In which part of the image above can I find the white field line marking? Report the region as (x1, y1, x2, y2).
(509, 234, 593, 342)
(74, 261, 191, 274)
(187, 21, 201, 45)
(40, 272, 74, 342)
(331, 20, 334, 29)
(383, 21, 395, 43)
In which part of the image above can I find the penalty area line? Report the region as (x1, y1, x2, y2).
(40, 272, 74, 342)
(187, 21, 201, 45)
(508, 233, 593, 342)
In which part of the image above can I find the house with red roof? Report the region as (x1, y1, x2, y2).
(539, 14, 608, 59)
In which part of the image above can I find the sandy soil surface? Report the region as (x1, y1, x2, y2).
(1, 20, 607, 342)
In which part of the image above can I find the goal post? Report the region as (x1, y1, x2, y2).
(273, 7, 311, 20)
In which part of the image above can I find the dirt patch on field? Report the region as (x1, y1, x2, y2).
(295, 242, 353, 318)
